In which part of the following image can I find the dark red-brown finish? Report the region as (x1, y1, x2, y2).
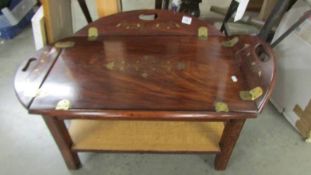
(14, 46, 59, 108)
(25, 36, 275, 120)
(43, 117, 81, 169)
(14, 10, 276, 171)
(76, 10, 222, 37)
(215, 119, 246, 170)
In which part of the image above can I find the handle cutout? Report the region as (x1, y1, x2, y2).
(22, 58, 37, 72)
(139, 13, 158, 21)
(255, 44, 270, 62)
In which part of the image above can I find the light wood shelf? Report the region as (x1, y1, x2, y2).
(69, 120, 224, 152)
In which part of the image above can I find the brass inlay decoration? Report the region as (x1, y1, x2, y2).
(55, 99, 71, 110)
(176, 62, 186, 70)
(105, 62, 115, 70)
(54, 41, 75, 49)
(88, 27, 98, 41)
(215, 102, 229, 112)
(240, 87, 263, 101)
(116, 22, 143, 30)
(222, 37, 239, 48)
(153, 22, 181, 30)
(142, 73, 149, 78)
(198, 26, 208, 40)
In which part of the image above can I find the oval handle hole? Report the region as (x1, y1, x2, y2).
(22, 58, 37, 72)
(255, 45, 270, 62)
(139, 13, 158, 21)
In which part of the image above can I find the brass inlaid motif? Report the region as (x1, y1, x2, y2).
(142, 73, 149, 78)
(176, 62, 187, 70)
(104, 58, 188, 79)
(153, 22, 182, 30)
(105, 62, 115, 70)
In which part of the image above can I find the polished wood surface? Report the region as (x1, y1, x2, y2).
(69, 120, 224, 152)
(76, 10, 222, 36)
(14, 46, 59, 108)
(22, 35, 275, 119)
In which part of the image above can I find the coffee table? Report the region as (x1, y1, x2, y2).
(14, 10, 276, 170)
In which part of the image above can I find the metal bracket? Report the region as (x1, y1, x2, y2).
(240, 87, 263, 101)
(55, 99, 71, 110)
(54, 41, 75, 49)
(215, 102, 229, 112)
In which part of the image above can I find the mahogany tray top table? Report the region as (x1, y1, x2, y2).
(14, 10, 276, 170)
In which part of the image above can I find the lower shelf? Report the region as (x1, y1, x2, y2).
(69, 120, 224, 152)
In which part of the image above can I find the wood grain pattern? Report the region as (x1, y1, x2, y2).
(14, 47, 59, 108)
(236, 37, 276, 112)
(26, 36, 270, 118)
(76, 10, 222, 36)
(69, 120, 224, 152)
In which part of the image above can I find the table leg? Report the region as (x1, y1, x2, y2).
(215, 119, 246, 170)
(43, 117, 81, 170)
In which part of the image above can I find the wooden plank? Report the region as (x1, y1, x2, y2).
(41, 0, 73, 43)
(96, 0, 121, 17)
(69, 120, 224, 152)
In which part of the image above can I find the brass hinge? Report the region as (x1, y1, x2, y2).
(240, 87, 263, 101)
(54, 41, 75, 49)
(55, 99, 71, 110)
(222, 37, 239, 48)
(88, 27, 98, 41)
(215, 102, 229, 112)
(198, 26, 208, 40)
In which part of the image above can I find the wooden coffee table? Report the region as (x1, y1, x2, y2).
(14, 10, 276, 170)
